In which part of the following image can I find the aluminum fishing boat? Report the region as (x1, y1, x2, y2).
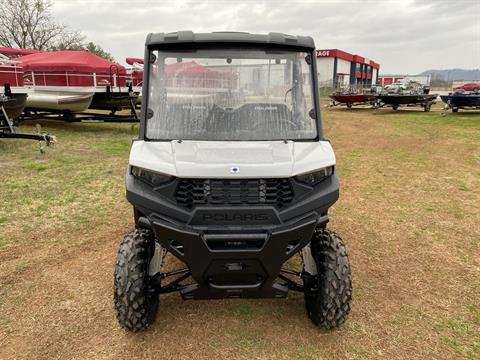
(329, 93, 376, 108)
(378, 94, 438, 111)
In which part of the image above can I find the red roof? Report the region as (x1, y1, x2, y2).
(353, 55, 365, 63)
(16, 50, 126, 74)
(316, 48, 380, 69)
(316, 49, 353, 62)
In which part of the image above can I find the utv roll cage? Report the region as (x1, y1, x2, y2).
(138, 31, 324, 141)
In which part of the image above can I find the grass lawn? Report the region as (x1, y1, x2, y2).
(0, 107, 479, 359)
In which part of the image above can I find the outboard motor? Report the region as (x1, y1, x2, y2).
(4, 83, 12, 98)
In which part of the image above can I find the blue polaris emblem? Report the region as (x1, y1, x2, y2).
(230, 166, 240, 174)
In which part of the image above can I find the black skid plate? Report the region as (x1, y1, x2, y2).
(150, 217, 317, 299)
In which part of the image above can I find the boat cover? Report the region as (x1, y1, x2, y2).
(126, 59, 239, 88)
(126, 58, 144, 65)
(165, 61, 230, 77)
(16, 51, 127, 87)
(0, 47, 41, 57)
(163, 61, 237, 89)
(17, 51, 126, 74)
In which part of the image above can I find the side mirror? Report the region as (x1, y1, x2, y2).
(149, 53, 157, 64)
(146, 108, 154, 119)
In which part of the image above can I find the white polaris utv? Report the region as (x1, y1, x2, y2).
(114, 31, 352, 331)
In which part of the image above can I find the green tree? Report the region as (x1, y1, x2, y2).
(84, 42, 115, 62)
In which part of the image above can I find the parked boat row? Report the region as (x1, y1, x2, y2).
(0, 53, 55, 146)
(329, 93, 438, 112)
(0, 48, 142, 119)
(329, 80, 438, 111)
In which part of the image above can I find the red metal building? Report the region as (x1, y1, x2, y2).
(315, 49, 380, 86)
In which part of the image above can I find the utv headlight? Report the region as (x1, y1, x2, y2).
(131, 166, 173, 187)
(295, 166, 334, 186)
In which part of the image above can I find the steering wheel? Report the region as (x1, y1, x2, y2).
(284, 88, 292, 103)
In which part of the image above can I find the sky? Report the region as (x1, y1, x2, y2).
(52, 0, 480, 74)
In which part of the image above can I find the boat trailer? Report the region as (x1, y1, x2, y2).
(328, 94, 378, 109)
(19, 110, 139, 123)
(1, 99, 56, 152)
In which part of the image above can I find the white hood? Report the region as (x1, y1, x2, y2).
(129, 140, 336, 178)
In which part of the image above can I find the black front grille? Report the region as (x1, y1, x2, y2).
(175, 178, 294, 209)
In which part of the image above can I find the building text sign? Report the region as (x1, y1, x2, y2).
(316, 50, 330, 57)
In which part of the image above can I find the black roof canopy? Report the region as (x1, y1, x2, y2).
(146, 31, 315, 51)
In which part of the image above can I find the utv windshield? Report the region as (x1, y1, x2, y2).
(146, 48, 317, 141)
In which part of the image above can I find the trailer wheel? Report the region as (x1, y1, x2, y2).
(303, 229, 352, 329)
(346, 103, 352, 109)
(392, 105, 399, 110)
(114, 228, 159, 332)
(452, 107, 459, 113)
(424, 102, 432, 112)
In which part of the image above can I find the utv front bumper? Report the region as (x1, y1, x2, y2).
(149, 215, 318, 299)
(126, 172, 339, 299)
